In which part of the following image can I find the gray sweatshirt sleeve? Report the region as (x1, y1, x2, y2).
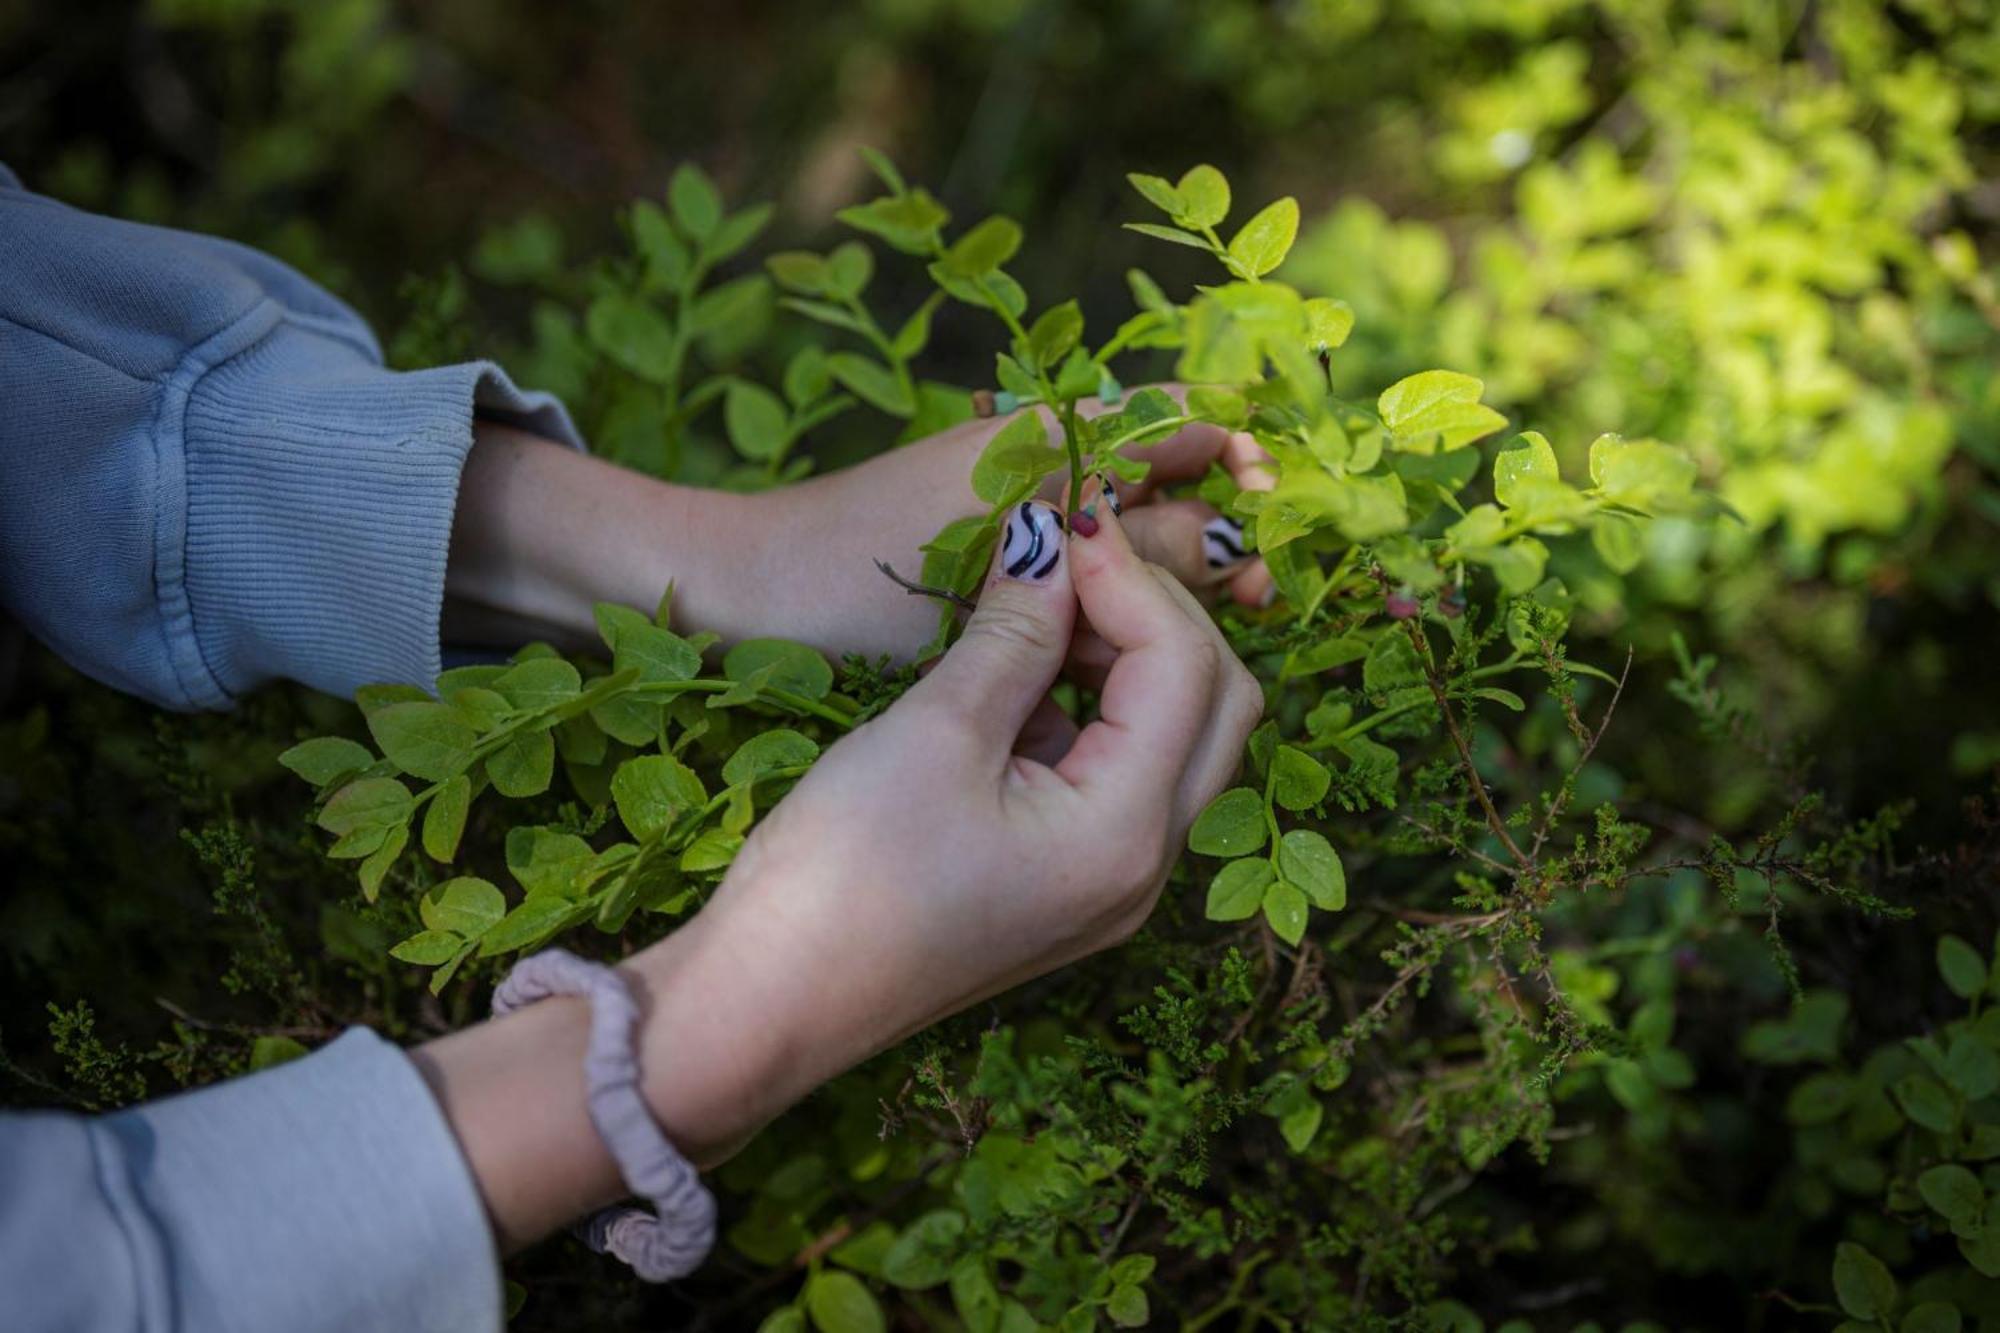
(1, 1029, 502, 1332)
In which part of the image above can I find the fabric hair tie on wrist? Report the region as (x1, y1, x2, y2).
(491, 948, 716, 1281)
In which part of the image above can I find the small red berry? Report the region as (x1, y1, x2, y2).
(1386, 591, 1420, 620)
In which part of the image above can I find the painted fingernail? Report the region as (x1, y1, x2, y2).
(1095, 471, 1123, 515)
(1202, 516, 1249, 568)
(999, 501, 1064, 582)
(1070, 508, 1101, 538)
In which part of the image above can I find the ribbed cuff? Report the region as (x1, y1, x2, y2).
(169, 301, 582, 706)
(97, 1028, 500, 1333)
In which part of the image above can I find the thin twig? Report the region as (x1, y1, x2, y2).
(1528, 647, 1633, 860)
(873, 559, 976, 613)
(1407, 620, 1531, 872)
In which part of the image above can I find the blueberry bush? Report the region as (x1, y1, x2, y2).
(6, 2, 2000, 1330)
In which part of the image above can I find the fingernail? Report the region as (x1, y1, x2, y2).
(999, 501, 1064, 582)
(1095, 471, 1123, 515)
(1070, 507, 1101, 538)
(1202, 516, 1249, 568)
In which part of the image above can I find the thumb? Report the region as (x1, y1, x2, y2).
(910, 500, 1076, 750)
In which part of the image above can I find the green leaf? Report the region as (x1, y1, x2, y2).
(416, 768, 470, 860)
(1175, 164, 1230, 229)
(606, 614, 702, 684)
(1303, 297, 1355, 351)
(1262, 879, 1309, 945)
(759, 1310, 808, 1333)
(1831, 1242, 1897, 1320)
(612, 754, 706, 841)
(1894, 1073, 1957, 1133)
(357, 825, 406, 901)
(837, 189, 950, 255)
(1269, 1081, 1324, 1153)
(1587, 434, 1698, 510)
(1126, 171, 1185, 216)
(1946, 1034, 2000, 1100)
(632, 200, 690, 288)
(1377, 370, 1507, 454)
(825, 241, 874, 300)
(1494, 431, 1561, 508)
(1109, 1255, 1156, 1286)
(971, 410, 1063, 504)
(725, 639, 834, 701)
(366, 702, 476, 782)
(827, 352, 915, 416)
(1919, 1164, 1985, 1224)
(478, 895, 579, 958)
(487, 730, 556, 798)
(1271, 746, 1331, 811)
(784, 345, 831, 406)
(586, 292, 676, 384)
(680, 827, 742, 872)
(942, 216, 1023, 279)
(1189, 787, 1268, 857)
(725, 380, 790, 461)
(1278, 830, 1346, 911)
(1206, 859, 1274, 921)
(1025, 300, 1084, 369)
(1363, 631, 1424, 693)
(318, 777, 414, 836)
(1902, 1303, 1963, 1333)
(1124, 221, 1211, 251)
(493, 658, 582, 710)
(248, 1035, 309, 1070)
(723, 729, 820, 786)
(668, 163, 722, 241)
(1226, 197, 1299, 278)
(416, 879, 503, 943)
(1591, 512, 1645, 573)
(1105, 1283, 1150, 1329)
(880, 1209, 966, 1289)
(950, 1260, 1002, 1333)
(1962, 1219, 2000, 1277)
(1940, 935, 1987, 999)
(279, 736, 374, 787)
(390, 929, 464, 966)
(805, 1270, 885, 1333)
(707, 202, 773, 264)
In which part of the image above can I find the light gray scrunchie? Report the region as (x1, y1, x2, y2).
(491, 948, 717, 1281)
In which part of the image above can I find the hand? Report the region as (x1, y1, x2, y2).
(417, 491, 1262, 1252)
(675, 489, 1265, 1086)
(746, 387, 1277, 661)
(444, 389, 1273, 666)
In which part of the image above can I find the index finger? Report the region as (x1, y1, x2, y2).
(1053, 501, 1221, 815)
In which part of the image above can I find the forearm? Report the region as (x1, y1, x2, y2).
(407, 909, 830, 1253)
(445, 420, 989, 659)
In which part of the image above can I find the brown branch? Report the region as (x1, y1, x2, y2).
(873, 559, 976, 613)
(1528, 646, 1633, 860)
(1407, 620, 1531, 872)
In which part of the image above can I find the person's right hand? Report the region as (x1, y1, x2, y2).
(644, 490, 1264, 1118)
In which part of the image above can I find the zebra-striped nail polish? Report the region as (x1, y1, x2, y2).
(1202, 516, 1249, 568)
(999, 501, 1063, 583)
(1096, 472, 1123, 515)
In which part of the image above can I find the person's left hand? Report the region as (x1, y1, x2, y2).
(734, 387, 1275, 661)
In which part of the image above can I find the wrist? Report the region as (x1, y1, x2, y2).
(623, 907, 821, 1167)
